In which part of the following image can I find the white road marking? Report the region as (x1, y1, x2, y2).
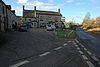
(54, 47, 62, 50)
(84, 48, 88, 51)
(78, 51, 84, 54)
(75, 45, 78, 47)
(87, 51, 92, 55)
(68, 41, 71, 43)
(82, 55, 88, 60)
(72, 41, 76, 44)
(39, 52, 50, 57)
(77, 47, 80, 50)
(75, 39, 79, 43)
(63, 43, 68, 46)
(91, 56, 99, 62)
(81, 45, 85, 48)
(9, 60, 30, 67)
(86, 61, 95, 67)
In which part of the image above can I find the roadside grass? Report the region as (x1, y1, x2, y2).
(53, 29, 76, 39)
(86, 28, 100, 36)
(89, 31, 100, 36)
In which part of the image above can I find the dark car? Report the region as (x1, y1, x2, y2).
(19, 24, 28, 32)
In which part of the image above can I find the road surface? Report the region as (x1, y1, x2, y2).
(0, 28, 89, 67)
(76, 27, 100, 59)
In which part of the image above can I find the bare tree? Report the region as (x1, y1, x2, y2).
(83, 12, 91, 22)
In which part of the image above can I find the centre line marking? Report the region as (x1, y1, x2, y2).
(54, 47, 62, 50)
(9, 60, 30, 67)
(39, 52, 50, 57)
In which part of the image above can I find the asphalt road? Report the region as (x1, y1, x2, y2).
(0, 28, 88, 67)
(76, 27, 100, 59)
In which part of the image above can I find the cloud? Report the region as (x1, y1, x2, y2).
(67, 16, 80, 18)
(76, 2, 81, 5)
(90, 0, 100, 3)
(96, 7, 100, 8)
(26, 1, 45, 7)
(66, 0, 73, 3)
(41, 6, 58, 9)
(26, 1, 62, 9)
(80, 12, 86, 14)
(48, 0, 54, 3)
(18, 0, 28, 3)
(11, 6, 23, 15)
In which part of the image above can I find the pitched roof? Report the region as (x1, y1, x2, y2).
(23, 9, 62, 18)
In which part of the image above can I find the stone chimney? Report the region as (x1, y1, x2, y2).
(34, 6, 36, 10)
(11, 10, 15, 14)
(7, 5, 11, 9)
(34, 6, 36, 17)
(58, 9, 60, 13)
(23, 5, 24, 10)
(23, 5, 25, 16)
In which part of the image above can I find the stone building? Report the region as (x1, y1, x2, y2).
(0, 0, 16, 32)
(16, 16, 23, 25)
(23, 6, 62, 28)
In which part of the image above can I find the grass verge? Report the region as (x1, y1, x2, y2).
(89, 31, 100, 36)
(53, 29, 76, 39)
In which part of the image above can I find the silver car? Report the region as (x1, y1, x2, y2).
(46, 24, 56, 31)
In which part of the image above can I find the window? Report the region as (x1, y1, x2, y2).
(2, 6, 5, 15)
(55, 17, 58, 22)
(25, 18, 26, 21)
(29, 19, 31, 21)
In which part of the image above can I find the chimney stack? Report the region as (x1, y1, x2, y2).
(34, 6, 36, 17)
(23, 5, 25, 16)
(7, 5, 11, 9)
(34, 6, 36, 10)
(58, 9, 60, 13)
(23, 5, 24, 10)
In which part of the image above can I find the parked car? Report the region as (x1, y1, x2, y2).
(46, 24, 56, 31)
(18, 24, 28, 32)
(40, 23, 46, 28)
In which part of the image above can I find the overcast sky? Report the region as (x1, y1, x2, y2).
(2, 0, 100, 24)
